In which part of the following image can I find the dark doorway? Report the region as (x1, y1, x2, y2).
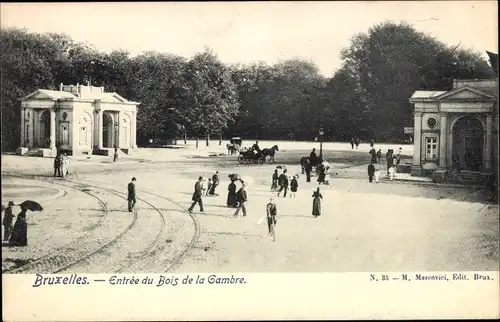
(452, 116, 484, 171)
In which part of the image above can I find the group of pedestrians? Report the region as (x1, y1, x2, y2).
(2, 201, 29, 246)
(367, 144, 403, 183)
(53, 152, 70, 177)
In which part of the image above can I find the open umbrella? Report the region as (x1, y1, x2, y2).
(228, 173, 241, 181)
(19, 200, 43, 212)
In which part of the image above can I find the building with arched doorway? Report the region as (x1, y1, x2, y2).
(18, 83, 140, 156)
(409, 78, 498, 180)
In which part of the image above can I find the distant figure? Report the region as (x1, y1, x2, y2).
(266, 198, 278, 236)
(370, 139, 375, 146)
(386, 149, 394, 175)
(60, 153, 69, 177)
(3, 201, 15, 241)
(277, 169, 289, 197)
(113, 147, 119, 162)
(312, 187, 323, 218)
(188, 176, 204, 213)
(355, 137, 360, 149)
(200, 174, 208, 195)
(127, 177, 137, 212)
(368, 163, 376, 183)
(208, 171, 219, 195)
(374, 166, 381, 183)
(304, 158, 312, 182)
(369, 146, 377, 163)
(53, 154, 62, 177)
(227, 180, 238, 208)
(389, 166, 395, 181)
(206, 178, 212, 196)
(252, 141, 261, 157)
(271, 169, 279, 190)
(234, 183, 248, 217)
(350, 137, 355, 150)
(317, 161, 326, 184)
(376, 149, 382, 164)
(395, 147, 402, 166)
(9, 205, 28, 246)
(310, 148, 317, 167)
(290, 175, 299, 197)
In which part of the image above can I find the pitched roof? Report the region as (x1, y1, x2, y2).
(410, 91, 446, 99)
(22, 89, 77, 100)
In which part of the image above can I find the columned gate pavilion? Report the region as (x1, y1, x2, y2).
(18, 83, 140, 156)
(409, 78, 498, 177)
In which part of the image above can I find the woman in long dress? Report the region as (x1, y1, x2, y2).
(9, 206, 28, 246)
(227, 180, 238, 208)
(312, 187, 323, 218)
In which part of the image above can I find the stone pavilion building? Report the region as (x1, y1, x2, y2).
(18, 83, 140, 156)
(409, 78, 498, 180)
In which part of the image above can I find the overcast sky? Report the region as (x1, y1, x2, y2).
(1, 1, 497, 76)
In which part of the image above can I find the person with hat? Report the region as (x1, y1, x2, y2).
(127, 177, 137, 212)
(209, 171, 220, 195)
(188, 176, 204, 213)
(290, 175, 299, 198)
(234, 182, 248, 217)
(266, 197, 278, 236)
(3, 201, 15, 241)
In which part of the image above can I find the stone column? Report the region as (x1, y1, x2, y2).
(439, 114, 448, 167)
(117, 111, 121, 148)
(50, 109, 56, 149)
(98, 110, 103, 149)
(20, 108, 25, 146)
(131, 111, 137, 148)
(485, 114, 493, 171)
(412, 113, 422, 166)
(27, 108, 33, 148)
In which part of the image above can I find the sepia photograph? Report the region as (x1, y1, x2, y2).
(1, 1, 499, 320)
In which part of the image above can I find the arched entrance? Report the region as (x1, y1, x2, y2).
(39, 110, 51, 148)
(102, 112, 115, 148)
(452, 116, 484, 171)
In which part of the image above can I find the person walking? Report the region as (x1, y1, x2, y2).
(317, 162, 326, 184)
(53, 154, 62, 177)
(227, 179, 238, 207)
(206, 178, 213, 196)
(127, 177, 137, 212)
(9, 205, 28, 246)
(113, 146, 119, 162)
(376, 149, 382, 164)
(386, 149, 394, 175)
(266, 198, 278, 236)
(368, 163, 375, 183)
(355, 137, 360, 149)
(374, 166, 381, 183)
(309, 148, 317, 168)
(271, 169, 279, 190)
(312, 187, 323, 218)
(188, 176, 204, 213)
(350, 137, 355, 150)
(3, 201, 15, 241)
(208, 171, 220, 195)
(304, 158, 312, 182)
(277, 169, 289, 197)
(290, 175, 299, 197)
(369, 145, 377, 164)
(234, 182, 248, 217)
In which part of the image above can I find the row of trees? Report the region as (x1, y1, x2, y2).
(1, 22, 495, 151)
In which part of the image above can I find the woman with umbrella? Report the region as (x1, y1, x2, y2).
(9, 200, 43, 247)
(312, 187, 323, 218)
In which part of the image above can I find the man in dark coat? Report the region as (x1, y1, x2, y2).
(304, 158, 312, 182)
(234, 183, 248, 217)
(266, 197, 278, 235)
(188, 176, 204, 213)
(368, 163, 376, 183)
(309, 148, 317, 167)
(369, 146, 377, 164)
(208, 171, 220, 195)
(386, 149, 394, 175)
(127, 177, 137, 212)
(53, 154, 61, 177)
(277, 170, 289, 197)
(3, 201, 14, 241)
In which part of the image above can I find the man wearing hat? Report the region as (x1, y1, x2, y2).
(128, 177, 137, 212)
(188, 176, 204, 213)
(3, 201, 15, 241)
(234, 182, 248, 217)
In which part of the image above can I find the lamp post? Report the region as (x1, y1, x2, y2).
(319, 127, 324, 159)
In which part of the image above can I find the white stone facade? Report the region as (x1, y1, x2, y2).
(19, 83, 140, 156)
(409, 79, 498, 175)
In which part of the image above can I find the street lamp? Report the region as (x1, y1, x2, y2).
(319, 127, 324, 159)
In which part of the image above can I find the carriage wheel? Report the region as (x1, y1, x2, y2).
(238, 155, 245, 164)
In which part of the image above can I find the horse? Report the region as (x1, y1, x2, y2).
(260, 145, 279, 163)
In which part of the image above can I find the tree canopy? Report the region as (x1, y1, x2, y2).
(1, 23, 495, 151)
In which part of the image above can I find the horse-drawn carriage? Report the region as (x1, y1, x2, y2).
(237, 143, 279, 164)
